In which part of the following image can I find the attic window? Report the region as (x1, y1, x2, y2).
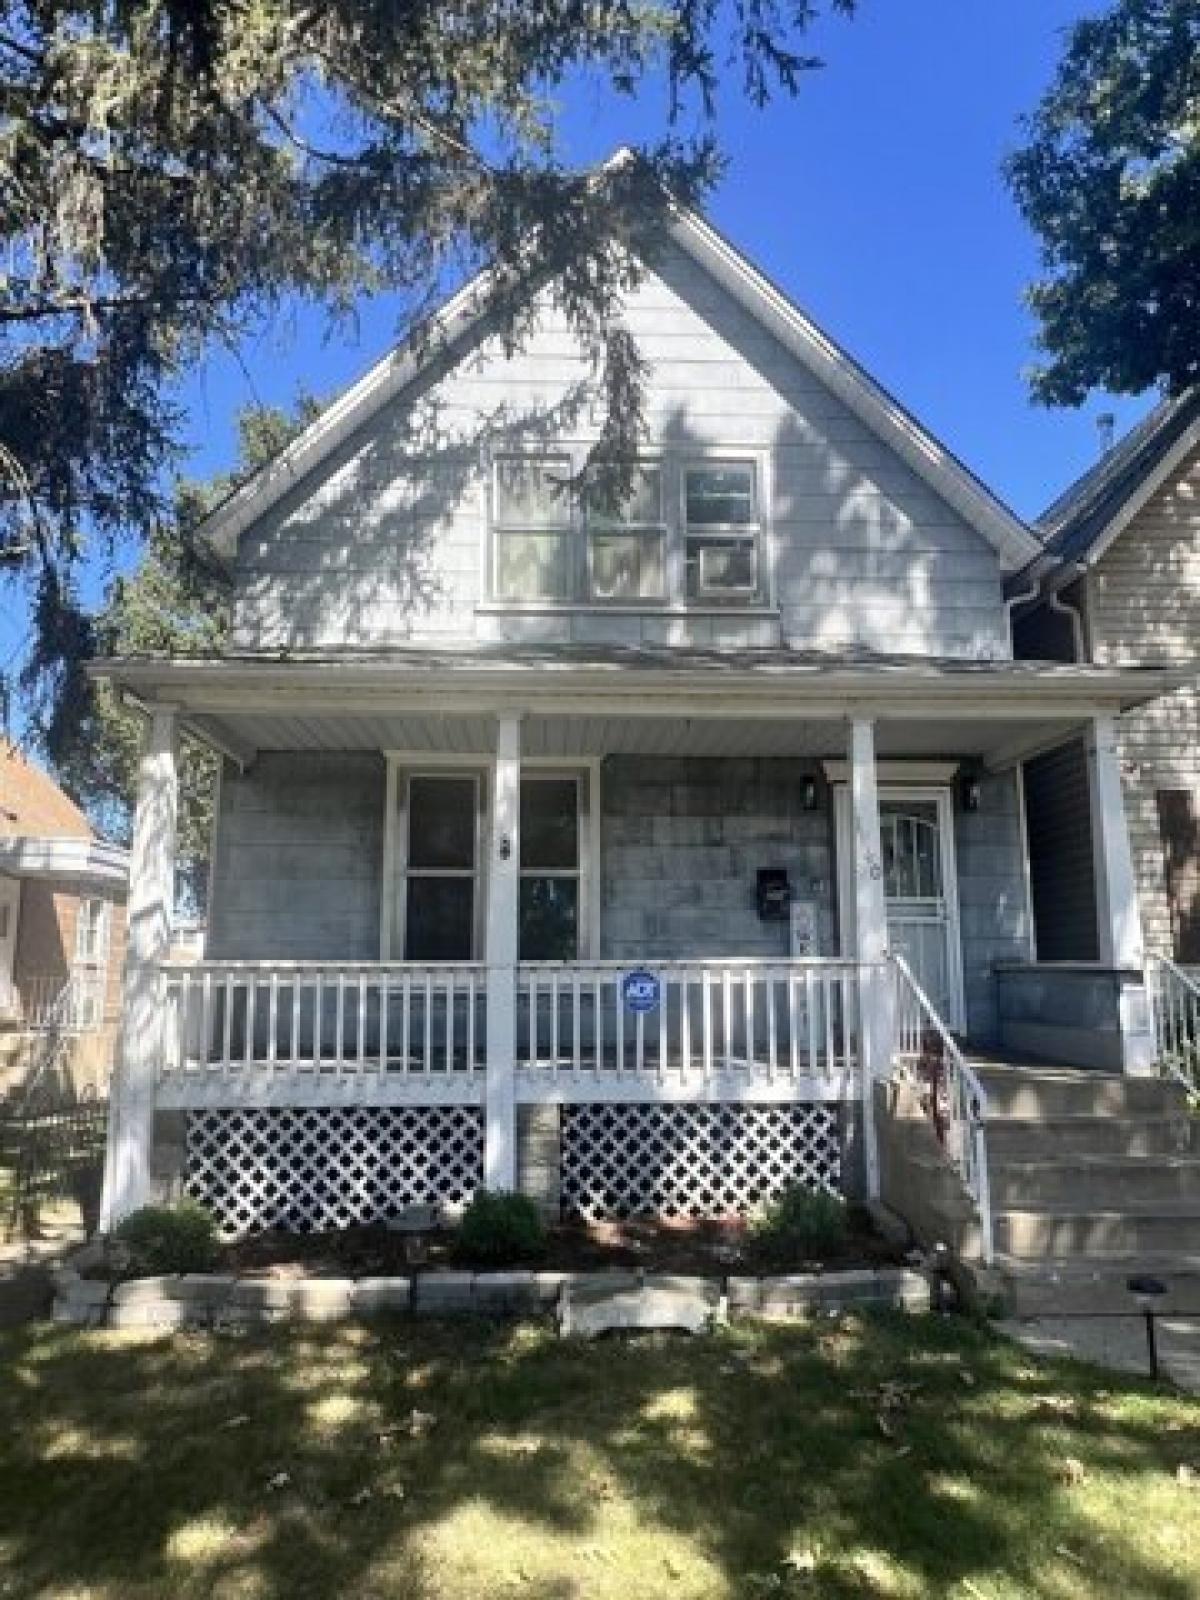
(586, 464, 666, 602)
(493, 456, 574, 601)
(684, 462, 761, 600)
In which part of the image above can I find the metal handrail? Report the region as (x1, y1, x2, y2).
(1145, 954, 1200, 1096)
(888, 951, 994, 1264)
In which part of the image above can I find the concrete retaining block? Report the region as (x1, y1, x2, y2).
(51, 1262, 930, 1330)
(352, 1277, 413, 1315)
(230, 1277, 356, 1321)
(413, 1272, 475, 1314)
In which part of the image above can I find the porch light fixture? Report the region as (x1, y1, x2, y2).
(800, 775, 818, 811)
(957, 771, 982, 813)
(1127, 1274, 1168, 1379)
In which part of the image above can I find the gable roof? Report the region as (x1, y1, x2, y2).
(1038, 389, 1200, 569)
(196, 169, 1043, 573)
(0, 742, 92, 841)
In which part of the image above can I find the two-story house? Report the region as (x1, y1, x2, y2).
(94, 182, 1194, 1285)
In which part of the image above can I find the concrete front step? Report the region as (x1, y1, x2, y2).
(986, 1114, 1196, 1161)
(990, 1154, 1200, 1209)
(975, 1067, 1188, 1121)
(996, 1254, 1200, 1316)
(995, 1203, 1200, 1259)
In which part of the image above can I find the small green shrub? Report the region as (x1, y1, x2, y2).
(453, 1190, 546, 1264)
(114, 1199, 219, 1275)
(747, 1185, 848, 1265)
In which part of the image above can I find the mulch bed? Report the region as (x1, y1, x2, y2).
(213, 1210, 904, 1280)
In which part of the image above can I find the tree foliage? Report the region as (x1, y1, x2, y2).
(1, 0, 856, 743)
(51, 401, 316, 907)
(1007, 0, 1200, 406)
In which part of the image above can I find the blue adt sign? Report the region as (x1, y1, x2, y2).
(622, 969, 661, 1014)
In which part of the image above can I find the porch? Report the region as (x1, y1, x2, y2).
(94, 646, 1184, 1236)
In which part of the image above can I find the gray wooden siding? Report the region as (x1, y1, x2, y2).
(232, 242, 1010, 660)
(207, 753, 384, 960)
(952, 769, 1033, 1041)
(601, 756, 836, 960)
(203, 750, 1034, 1049)
(1022, 741, 1098, 962)
(1087, 448, 1200, 955)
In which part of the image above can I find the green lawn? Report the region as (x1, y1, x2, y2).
(0, 1311, 1197, 1599)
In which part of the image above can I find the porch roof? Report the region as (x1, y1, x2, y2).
(92, 644, 1196, 770)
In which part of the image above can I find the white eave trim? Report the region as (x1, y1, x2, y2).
(1064, 412, 1200, 573)
(193, 180, 1042, 574)
(0, 836, 130, 890)
(668, 208, 1043, 574)
(88, 655, 1196, 721)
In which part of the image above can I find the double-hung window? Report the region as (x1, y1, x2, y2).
(489, 452, 767, 607)
(403, 775, 481, 960)
(72, 897, 110, 1028)
(683, 461, 761, 601)
(519, 776, 580, 960)
(586, 464, 666, 602)
(493, 456, 574, 602)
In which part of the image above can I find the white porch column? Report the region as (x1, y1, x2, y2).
(850, 717, 889, 1195)
(1086, 714, 1144, 970)
(1085, 713, 1154, 1072)
(100, 705, 178, 1229)
(484, 711, 521, 1189)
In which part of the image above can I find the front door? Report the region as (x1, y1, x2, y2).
(0, 874, 20, 1015)
(836, 786, 965, 1030)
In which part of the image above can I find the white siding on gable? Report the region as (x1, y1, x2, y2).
(231, 241, 1010, 660)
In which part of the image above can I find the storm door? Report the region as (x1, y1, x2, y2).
(835, 785, 965, 1031)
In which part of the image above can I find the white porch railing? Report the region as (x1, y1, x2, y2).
(158, 957, 864, 1103)
(1146, 955, 1200, 1097)
(889, 951, 993, 1263)
(161, 962, 487, 1084)
(16, 971, 108, 1033)
(517, 959, 860, 1088)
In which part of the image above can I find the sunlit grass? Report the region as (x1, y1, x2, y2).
(0, 1312, 1197, 1598)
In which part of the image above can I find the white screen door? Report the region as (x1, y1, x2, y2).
(835, 786, 965, 1031)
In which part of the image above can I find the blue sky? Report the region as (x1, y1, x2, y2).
(2, 0, 1149, 673)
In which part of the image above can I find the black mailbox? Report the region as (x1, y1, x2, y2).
(756, 868, 791, 921)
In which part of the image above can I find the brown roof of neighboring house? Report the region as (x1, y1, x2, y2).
(0, 744, 92, 841)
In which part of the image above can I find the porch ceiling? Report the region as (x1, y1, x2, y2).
(181, 706, 1101, 768)
(94, 645, 1196, 772)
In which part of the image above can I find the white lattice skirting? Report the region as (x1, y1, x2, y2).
(560, 1103, 843, 1221)
(185, 1107, 484, 1234)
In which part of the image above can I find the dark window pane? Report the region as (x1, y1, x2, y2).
(521, 779, 579, 870)
(685, 465, 755, 526)
(408, 777, 476, 869)
(519, 877, 578, 960)
(405, 877, 475, 960)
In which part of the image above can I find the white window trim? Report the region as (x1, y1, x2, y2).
(483, 445, 774, 613)
(491, 453, 576, 605)
(390, 767, 489, 961)
(74, 896, 111, 970)
(381, 753, 601, 960)
(680, 455, 767, 606)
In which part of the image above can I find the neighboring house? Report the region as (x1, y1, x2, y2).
(93, 174, 1192, 1265)
(1013, 392, 1200, 971)
(0, 744, 129, 1095)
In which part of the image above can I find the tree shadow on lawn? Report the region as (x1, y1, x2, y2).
(0, 1310, 1197, 1599)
